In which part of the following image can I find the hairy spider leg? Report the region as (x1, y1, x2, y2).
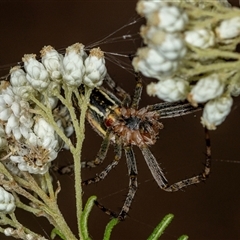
(162, 127, 211, 192)
(118, 145, 138, 220)
(105, 73, 131, 106)
(84, 129, 112, 168)
(147, 101, 203, 119)
(82, 138, 122, 185)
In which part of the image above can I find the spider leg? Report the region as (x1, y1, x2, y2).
(56, 130, 112, 175)
(83, 129, 112, 168)
(105, 73, 131, 106)
(163, 127, 211, 192)
(118, 145, 138, 220)
(147, 101, 203, 119)
(94, 145, 139, 220)
(140, 145, 169, 188)
(131, 73, 143, 109)
(82, 139, 122, 185)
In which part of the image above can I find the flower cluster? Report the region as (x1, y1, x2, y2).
(0, 43, 107, 177)
(133, 0, 240, 130)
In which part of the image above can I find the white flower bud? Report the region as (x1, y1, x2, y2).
(141, 27, 186, 60)
(147, 78, 189, 102)
(136, 1, 165, 17)
(33, 118, 58, 149)
(40, 45, 63, 82)
(10, 66, 28, 87)
(201, 96, 233, 130)
(0, 86, 33, 140)
(185, 29, 215, 49)
(156, 33, 186, 60)
(63, 43, 85, 87)
(132, 47, 179, 79)
(4, 228, 15, 236)
(216, 17, 240, 39)
(229, 81, 240, 97)
(188, 74, 225, 106)
(147, 5, 188, 33)
(0, 187, 15, 214)
(83, 48, 107, 88)
(23, 54, 50, 91)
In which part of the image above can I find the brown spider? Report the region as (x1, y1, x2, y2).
(59, 73, 211, 220)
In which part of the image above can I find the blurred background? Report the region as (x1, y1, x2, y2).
(1, 0, 240, 239)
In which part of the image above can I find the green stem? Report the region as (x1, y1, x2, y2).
(44, 171, 55, 200)
(71, 86, 92, 240)
(181, 60, 240, 77)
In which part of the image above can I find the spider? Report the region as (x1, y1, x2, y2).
(59, 73, 211, 220)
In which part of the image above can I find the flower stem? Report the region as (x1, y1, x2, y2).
(71, 86, 92, 239)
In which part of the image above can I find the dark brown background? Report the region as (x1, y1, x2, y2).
(1, 1, 240, 239)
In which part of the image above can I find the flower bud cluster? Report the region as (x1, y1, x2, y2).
(10, 118, 60, 174)
(133, 2, 188, 79)
(0, 43, 107, 174)
(134, 0, 240, 129)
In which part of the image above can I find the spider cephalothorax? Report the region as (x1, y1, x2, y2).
(105, 106, 163, 146)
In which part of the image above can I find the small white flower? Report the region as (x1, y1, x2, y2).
(147, 5, 188, 33)
(41, 95, 59, 109)
(40, 45, 64, 82)
(10, 66, 28, 87)
(23, 54, 50, 91)
(0, 187, 15, 214)
(83, 48, 107, 88)
(33, 118, 59, 150)
(229, 81, 240, 97)
(157, 33, 186, 60)
(201, 96, 233, 130)
(216, 17, 240, 39)
(185, 29, 215, 49)
(0, 86, 33, 140)
(188, 74, 225, 106)
(136, 0, 165, 17)
(141, 27, 186, 60)
(4, 228, 15, 237)
(132, 47, 179, 79)
(62, 43, 85, 87)
(147, 78, 189, 102)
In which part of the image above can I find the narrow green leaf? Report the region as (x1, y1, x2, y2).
(178, 235, 189, 240)
(147, 214, 174, 240)
(80, 195, 97, 240)
(103, 218, 119, 240)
